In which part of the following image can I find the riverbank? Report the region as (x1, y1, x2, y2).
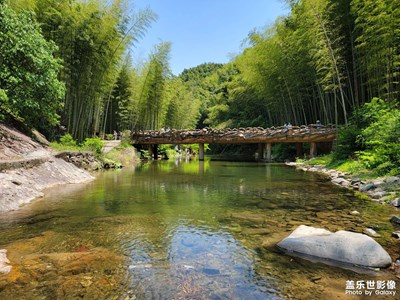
(286, 160, 400, 244)
(0, 124, 95, 214)
(286, 161, 400, 206)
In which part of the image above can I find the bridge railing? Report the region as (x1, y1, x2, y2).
(131, 125, 337, 144)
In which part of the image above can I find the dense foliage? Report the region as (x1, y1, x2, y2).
(355, 99, 400, 175)
(0, 1, 64, 133)
(2, 0, 158, 140)
(1, 0, 399, 174)
(195, 0, 400, 129)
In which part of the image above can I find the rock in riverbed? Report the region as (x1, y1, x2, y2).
(0, 249, 12, 274)
(391, 198, 400, 207)
(363, 228, 381, 238)
(390, 216, 400, 225)
(277, 225, 392, 268)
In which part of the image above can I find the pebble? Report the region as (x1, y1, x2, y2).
(384, 177, 400, 184)
(0, 249, 12, 275)
(392, 231, 400, 239)
(361, 183, 376, 192)
(369, 190, 386, 199)
(183, 265, 195, 270)
(80, 278, 93, 288)
(391, 198, 400, 207)
(350, 211, 360, 216)
(363, 228, 381, 237)
(311, 276, 322, 283)
(390, 216, 400, 225)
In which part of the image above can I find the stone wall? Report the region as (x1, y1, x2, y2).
(55, 151, 100, 170)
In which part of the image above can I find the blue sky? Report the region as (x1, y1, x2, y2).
(130, 0, 289, 75)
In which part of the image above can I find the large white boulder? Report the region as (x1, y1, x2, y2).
(277, 225, 392, 268)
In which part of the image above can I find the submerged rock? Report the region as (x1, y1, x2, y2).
(0, 249, 12, 274)
(390, 216, 400, 225)
(277, 225, 392, 268)
(392, 231, 400, 239)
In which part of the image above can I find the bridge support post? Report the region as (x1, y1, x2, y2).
(148, 144, 154, 159)
(296, 143, 303, 158)
(257, 143, 264, 161)
(310, 142, 317, 158)
(265, 143, 272, 162)
(199, 143, 205, 161)
(153, 145, 158, 160)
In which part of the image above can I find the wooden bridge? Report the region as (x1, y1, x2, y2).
(132, 125, 337, 161)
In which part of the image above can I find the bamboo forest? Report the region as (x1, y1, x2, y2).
(0, 0, 398, 145)
(2, 0, 399, 174)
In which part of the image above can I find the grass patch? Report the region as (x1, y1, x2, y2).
(308, 154, 333, 166)
(297, 154, 382, 179)
(50, 134, 104, 155)
(49, 142, 81, 152)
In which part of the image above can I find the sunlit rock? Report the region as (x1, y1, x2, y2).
(391, 198, 400, 207)
(361, 183, 376, 192)
(363, 228, 381, 238)
(332, 177, 351, 187)
(0, 249, 12, 274)
(277, 225, 392, 268)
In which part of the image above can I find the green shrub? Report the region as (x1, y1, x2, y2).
(306, 154, 333, 166)
(59, 134, 77, 147)
(354, 98, 400, 175)
(332, 124, 362, 160)
(50, 133, 79, 151)
(83, 137, 104, 154)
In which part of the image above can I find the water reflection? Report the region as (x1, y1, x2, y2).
(124, 221, 282, 299)
(0, 160, 397, 299)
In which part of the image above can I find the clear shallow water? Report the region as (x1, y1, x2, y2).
(0, 160, 398, 299)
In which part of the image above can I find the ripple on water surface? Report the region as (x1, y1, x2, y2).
(0, 161, 398, 299)
(123, 222, 282, 299)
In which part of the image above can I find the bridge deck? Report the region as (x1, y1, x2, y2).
(132, 125, 336, 145)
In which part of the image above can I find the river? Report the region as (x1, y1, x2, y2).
(0, 160, 398, 299)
